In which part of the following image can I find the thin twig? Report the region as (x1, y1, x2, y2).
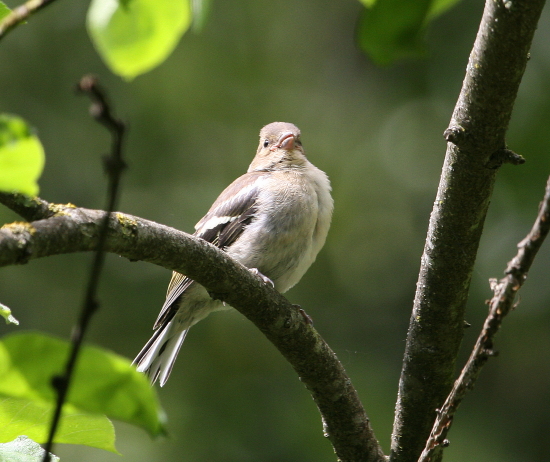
(418, 175, 550, 462)
(42, 76, 126, 461)
(0, 193, 52, 222)
(0, 0, 58, 40)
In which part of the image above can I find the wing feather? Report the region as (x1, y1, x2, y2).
(152, 172, 264, 330)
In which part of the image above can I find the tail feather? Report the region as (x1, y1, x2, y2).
(133, 320, 188, 386)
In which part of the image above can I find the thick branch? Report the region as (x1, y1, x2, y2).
(390, 1, 546, 462)
(419, 175, 550, 461)
(0, 195, 385, 462)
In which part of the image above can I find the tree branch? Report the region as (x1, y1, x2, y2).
(0, 194, 385, 462)
(0, 193, 54, 222)
(0, 0, 59, 40)
(390, 1, 546, 461)
(418, 175, 550, 462)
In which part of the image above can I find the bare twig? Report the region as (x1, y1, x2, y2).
(42, 76, 126, 461)
(418, 176, 550, 462)
(0, 193, 52, 222)
(0, 0, 58, 40)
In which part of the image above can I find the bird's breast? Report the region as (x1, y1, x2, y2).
(227, 167, 333, 293)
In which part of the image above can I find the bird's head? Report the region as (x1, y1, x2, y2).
(248, 122, 307, 172)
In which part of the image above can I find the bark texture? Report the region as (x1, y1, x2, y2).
(390, 1, 546, 461)
(418, 176, 550, 461)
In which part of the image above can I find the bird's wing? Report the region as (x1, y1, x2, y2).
(152, 172, 264, 330)
(194, 171, 264, 248)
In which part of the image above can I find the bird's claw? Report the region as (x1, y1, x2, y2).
(249, 268, 275, 288)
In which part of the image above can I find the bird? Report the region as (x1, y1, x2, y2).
(134, 122, 333, 386)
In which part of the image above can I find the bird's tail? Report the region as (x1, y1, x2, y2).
(133, 320, 188, 387)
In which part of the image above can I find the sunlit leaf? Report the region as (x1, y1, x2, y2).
(0, 332, 166, 438)
(0, 114, 45, 196)
(0, 397, 117, 453)
(357, 0, 462, 66)
(87, 0, 192, 80)
(0, 435, 59, 462)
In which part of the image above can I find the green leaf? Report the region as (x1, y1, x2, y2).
(357, 0, 461, 66)
(0, 332, 166, 439)
(0, 435, 59, 462)
(0, 303, 19, 326)
(87, 0, 192, 80)
(0, 397, 117, 453)
(0, 2, 11, 22)
(0, 114, 45, 196)
(426, 0, 462, 21)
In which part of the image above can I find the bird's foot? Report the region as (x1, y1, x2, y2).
(249, 268, 275, 288)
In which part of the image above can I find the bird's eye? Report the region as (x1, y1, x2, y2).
(263, 140, 269, 148)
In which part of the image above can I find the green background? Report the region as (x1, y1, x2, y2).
(1, 0, 549, 461)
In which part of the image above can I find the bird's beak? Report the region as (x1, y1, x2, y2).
(272, 132, 295, 151)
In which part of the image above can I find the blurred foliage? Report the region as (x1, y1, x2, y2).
(357, 0, 462, 65)
(0, 397, 117, 454)
(87, 0, 191, 80)
(190, 0, 213, 33)
(0, 2, 10, 22)
(0, 114, 44, 196)
(0, 332, 166, 446)
(0, 0, 549, 461)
